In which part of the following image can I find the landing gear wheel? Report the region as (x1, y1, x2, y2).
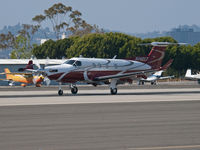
(71, 86, 78, 94)
(58, 89, 63, 96)
(110, 88, 117, 95)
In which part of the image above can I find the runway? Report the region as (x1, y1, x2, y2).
(0, 85, 200, 150)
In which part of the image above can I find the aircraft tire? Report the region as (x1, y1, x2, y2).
(71, 87, 78, 94)
(58, 89, 63, 96)
(110, 88, 117, 95)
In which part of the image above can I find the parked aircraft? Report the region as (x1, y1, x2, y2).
(138, 70, 174, 85)
(138, 59, 174, 85)
(185, 69, 200, 82)
(0, 68, 45, 87)
(31, 42, 182, 95)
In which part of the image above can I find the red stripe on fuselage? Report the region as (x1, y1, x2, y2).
(47, 69, 150, 83)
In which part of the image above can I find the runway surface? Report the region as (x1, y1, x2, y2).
(0, 85, 200, 150)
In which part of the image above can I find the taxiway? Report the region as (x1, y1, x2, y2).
(0, 85, 200, 150)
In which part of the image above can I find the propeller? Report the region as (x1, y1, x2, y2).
(44, 76, 51, 86)
(32, 57, 51, 86)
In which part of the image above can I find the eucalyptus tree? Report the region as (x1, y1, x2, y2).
(32, 3, 102, 39)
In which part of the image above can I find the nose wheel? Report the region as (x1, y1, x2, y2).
(58, 89, 63, 96)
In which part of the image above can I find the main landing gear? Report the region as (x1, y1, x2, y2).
(110, 88, 117, 95)
(57, 83, 78, 96)
(71, 85, 78, 94)
(110, 79, 118, 95)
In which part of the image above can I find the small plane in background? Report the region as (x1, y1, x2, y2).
(30, 42, 183, 95)
(0, 68, 44, 87)
(138, 70, 175, 85)
(138, 59, 174, 85)
(0, 60, 49, 87)
(185, 69, 200, 82)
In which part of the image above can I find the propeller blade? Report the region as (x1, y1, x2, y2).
(32, 76, 37, 85)
(44, 77, 51, 87)
(44, 57, 50, 69)
(34, 57, 41, 69)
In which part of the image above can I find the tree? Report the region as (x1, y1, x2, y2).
(32, 36, 79, 58)
(32, 3, 101, 39)
(0, 24, 39, 58)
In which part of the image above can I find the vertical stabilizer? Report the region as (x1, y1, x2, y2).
(153, 70, 163, 77)
(4, 68, 13, 80)
(185, 69, 192, 77)
(146, 46, 166, 69)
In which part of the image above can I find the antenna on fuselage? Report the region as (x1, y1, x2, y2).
(112, 55, 117, 59)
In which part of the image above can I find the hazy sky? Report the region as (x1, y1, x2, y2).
(0, 0, 200, 33)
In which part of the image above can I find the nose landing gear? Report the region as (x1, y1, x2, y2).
(57, 83, 78, 96)
(58, 89, 63, 96)
(58, 82, 63, 96)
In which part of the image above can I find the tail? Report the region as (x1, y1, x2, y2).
(185, 69, 192, 77)
(146, 46, 166, 69)
(18, 60, 33, 72)
(4, 68, 13, 80)
(160, 59, 173, 70)
(153, 70, 163, 77)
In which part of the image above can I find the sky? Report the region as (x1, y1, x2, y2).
(0, 0, 200, 33)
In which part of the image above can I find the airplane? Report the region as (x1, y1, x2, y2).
(31, 42, 183, 95)
(185, 69, 200, 83)
(0, 68, 45, 87)
(138, 59, 174, 85)
(138, 70, 175, 85)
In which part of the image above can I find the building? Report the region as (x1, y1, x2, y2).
(167, 28, 200, 45)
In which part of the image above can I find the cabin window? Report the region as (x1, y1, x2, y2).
(75, 61, 82, 66)
(92, 63, 96, 67)
(49, 69, 58, 72)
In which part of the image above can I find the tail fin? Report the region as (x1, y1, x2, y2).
(4, 68, 13, 79)
(160, 59, 174, 70)
(153, 70, 163, 77)
(146, 46, 166, 69)
(26, 60, 33, 69)
(185, 69, 192, 77)
(18, 60, 33, 72)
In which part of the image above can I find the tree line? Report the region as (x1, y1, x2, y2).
(32, 32, 200, 77)
(1, 2, 200, 77)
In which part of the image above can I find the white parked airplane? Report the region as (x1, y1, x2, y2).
(138, 70, 174, 85)
(31, 42, 182, 95)
(185, 69, 200, 80)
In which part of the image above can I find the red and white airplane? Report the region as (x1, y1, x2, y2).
(34, 42, 179, 95)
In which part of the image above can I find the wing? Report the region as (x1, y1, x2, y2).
(0, 72, 32, 75)
(93, 69, 155, 81)
(159, 75, 174, 80)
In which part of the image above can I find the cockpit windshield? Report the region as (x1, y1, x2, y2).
(64, 60, 76, 65)
(64, 60, 82, 66)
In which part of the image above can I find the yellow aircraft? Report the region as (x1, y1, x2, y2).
(0, 68, 45, 87)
